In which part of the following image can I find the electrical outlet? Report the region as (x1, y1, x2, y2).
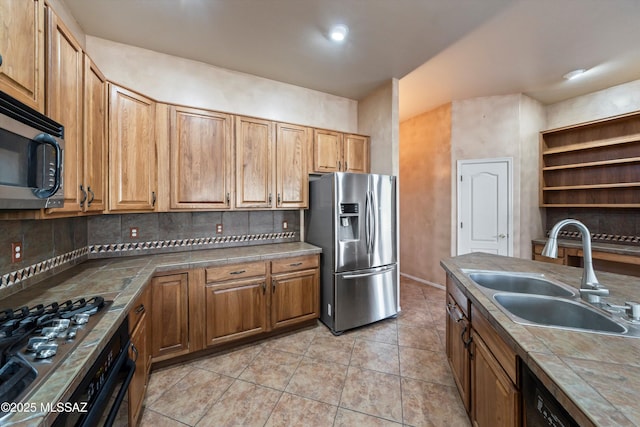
(282, 220, 288, 230)
(130, 227, 139, 238)
(11, 242, 22, 263)
(216, 224, 223, 234)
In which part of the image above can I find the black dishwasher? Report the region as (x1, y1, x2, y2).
(522, 363, 579, 427)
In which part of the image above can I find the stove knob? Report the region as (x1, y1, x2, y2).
(35, 343, 58, 359)
(66, 326, 79, 340)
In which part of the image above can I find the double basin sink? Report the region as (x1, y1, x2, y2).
(463, 270, 640, 337)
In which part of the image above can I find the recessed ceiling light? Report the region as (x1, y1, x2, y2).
(329, 24, 349, 42)
(563, 69, 587, 80)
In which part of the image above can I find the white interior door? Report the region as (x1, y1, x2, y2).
(457, 159, 511, 256)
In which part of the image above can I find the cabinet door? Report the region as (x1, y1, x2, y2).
(0, 0, 45, 111)
(45, 10, 83, 215)
(312, 129, 342, 173)
(471, 332, 519, 427)
(108, 84, 157, 211)
(344, 134, 370, 173)
(82, 55, 107, 213)
(271, 269, 319, 330)
(170, 107, 233, 209)
(151, 273, 189, 360)
(129, 312, 148, 427)
(235, 116, 274, 208)
(446, 293, 471, 413)
(205, 278, 267, 346)
(276, 123, 309, 208)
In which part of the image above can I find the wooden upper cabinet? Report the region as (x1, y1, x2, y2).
(235, 116, 274, 208)
(311, 129, 370, 174)
(276, 123, 309, 208)
(170, 106, 233, 209)
(108, 84, 157, 211)
(82, 55, 107, 213)
(0, 0, 45, 112)
(344, 134, 370, 173)
(313, 129, 342, 172)
(45, 10, 83, 215)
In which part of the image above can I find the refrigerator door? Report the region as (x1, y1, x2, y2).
(370, 174, 397, 268)
(333, 264, 398, 333)
(335, 173, 371, 272)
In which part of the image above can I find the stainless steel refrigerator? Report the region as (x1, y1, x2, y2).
(305, 172, 398, 334)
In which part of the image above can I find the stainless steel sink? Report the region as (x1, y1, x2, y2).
(493, 293, 627, 334)
(466, 271, 575, 297)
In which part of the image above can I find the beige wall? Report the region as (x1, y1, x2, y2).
(399, 104, 452, 285)
(546, 79, 640, 129)
(86, 37, 359, 133)
(451, 94, 545, 260)
(358, 79, 400, 176)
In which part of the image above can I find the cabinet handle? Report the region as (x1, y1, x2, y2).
(135, 304, 145, 314)
(87, 186, 95, 206)
(269, 193, 272, 205)
(130, 342, 139, 362)
(229, 270, 246, 275)
(262, 282, 266, 294)
(344, 161, 348, 171)
(461, 323, 473, 349)
(272, 279, 276, 293)
(79, 185, 87, 205)
(0, 54, 3, 66)
(277, 193, 281, 205)
(338, 160, 342, 170)
(226, 192, 230, 205)
(289, 262, 302, 267)
(151, 191, 157, 207)
(446, 302, 464, 323)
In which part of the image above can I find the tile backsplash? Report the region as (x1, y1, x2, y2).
(0, 210, 300, 297)
(545, 208, 640, 245)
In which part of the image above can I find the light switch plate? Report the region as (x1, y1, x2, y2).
(282, 220, 288, 230)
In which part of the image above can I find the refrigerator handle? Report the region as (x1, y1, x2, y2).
(342, 265, 396, 279)
(365, 191, 371, 253)
(371, 190, 377, 253)
(368, 191, 375, 254)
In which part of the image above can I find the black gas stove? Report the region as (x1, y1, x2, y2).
(0, 296, 112, 421)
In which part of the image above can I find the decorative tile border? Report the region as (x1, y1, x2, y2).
(0, 232, 299, 291)
(89, 232, 298, 254)
(555, 230, 640, 245)
(1, 247, 89, 289)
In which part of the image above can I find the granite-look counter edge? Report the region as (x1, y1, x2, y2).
(441, 252, 640, 427)
(1, 242, 321, 427)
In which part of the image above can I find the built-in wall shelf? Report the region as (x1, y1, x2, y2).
(540, 111, 640, 207)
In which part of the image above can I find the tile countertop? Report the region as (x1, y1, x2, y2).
(440, 252, 640, 427)
(1, 242, 322, 427)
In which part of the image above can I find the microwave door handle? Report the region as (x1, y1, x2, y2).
(31, 133, 62, 199)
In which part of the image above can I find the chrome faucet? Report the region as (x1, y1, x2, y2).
(542, 219, 609, 303)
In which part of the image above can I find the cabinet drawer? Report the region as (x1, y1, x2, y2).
(446, 275, 469, 317)
(271, 255, 319, 274)
(205, 261, 266, 283)
(471, 305, 518, 384)
(533, 244, 565, 258)
(128, 285, 151, 333)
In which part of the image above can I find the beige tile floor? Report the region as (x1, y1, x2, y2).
(138, 277, 470, 427)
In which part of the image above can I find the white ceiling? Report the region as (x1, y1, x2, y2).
(64, 0, 640, 122)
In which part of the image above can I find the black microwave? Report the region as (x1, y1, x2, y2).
(0, 90, 64, 209)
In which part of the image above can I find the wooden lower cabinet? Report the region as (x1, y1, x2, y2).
(446, 275, 520, 426)
(151, 273, 189, 361)
(128, 285, 151, 426)
(471, 332, 519, 427)
(271, 267, 319, 330)
(149, 255, 320, 363)
(446, 292, 471, 413)
(204, 277, 268, 346)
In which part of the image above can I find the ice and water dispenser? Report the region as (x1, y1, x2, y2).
(339, 203, 359, 241)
